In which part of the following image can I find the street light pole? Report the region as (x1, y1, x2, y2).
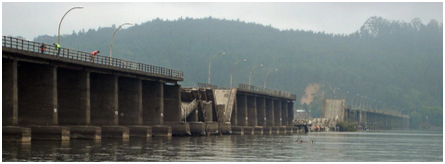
(248, 63, 263, 89)
(352, 94, 359, 109)
(264, 68, 278, 89)
(58, 7, 83, 45)
(110, 23, 133, 63)
(208, 52, 225, 85)
(230, 58, 246, 88)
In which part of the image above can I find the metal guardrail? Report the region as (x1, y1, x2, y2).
(2, 36, 184, 79)
(197, 82, 219, 89)
(238, 83, 297, 99)
(196, 82, 296, 99)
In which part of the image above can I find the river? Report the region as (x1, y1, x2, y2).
(2, 130, 442, 162)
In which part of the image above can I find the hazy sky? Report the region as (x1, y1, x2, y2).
(2, 2, 443, 40)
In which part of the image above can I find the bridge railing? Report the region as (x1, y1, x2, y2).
(197, 82, 219, 89)
(237, 83, 297, 100)
(2, 36, 183, 79)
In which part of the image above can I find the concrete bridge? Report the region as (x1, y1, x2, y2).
(2, 36, 300, 142)
(318, 99, 409, 131)
(181, 83, 298, 135)
(3, 36, 184, 141)
(344, 108, 410, 130)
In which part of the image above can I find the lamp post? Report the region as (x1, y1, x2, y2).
(58, 7, 83, 44)
(110, 23, 133, 63)
(264, 68, 278, 89)
(208, 52, 225, 85)
(359, 96, 366, 109)
(230, 58, 246, 88)
(248, 63, 263, 89)
(341, 91, 349, 107)
(352, 94, 359, 109)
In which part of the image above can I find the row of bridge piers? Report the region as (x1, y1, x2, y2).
(344, 108, 410, 130)
(2, 52, 300, 142)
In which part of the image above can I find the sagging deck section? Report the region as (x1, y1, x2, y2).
(181, 83, 300, 135)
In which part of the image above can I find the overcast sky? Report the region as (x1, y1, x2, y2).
(2, 2, 443, 40)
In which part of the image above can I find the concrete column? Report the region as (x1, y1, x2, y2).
(273, 99, 281, 126)
(281, 101, 288, 126)
(164, 84, 181, 123)
(18, 62, 58, 125)
(142, 80, 164, 125)
(90, 73, 118, 125)
(287, 101, 294, 126)
(236, 94, 247, 126)
(202, 101, 213, 122)
(247, 95, 257, 126)
(58, 68, 90, 125)
(118, 77, 142, 125)
(2, 59, 18, 126)
(230, 98, 238, 126)
(256, 97, 266, 126)
(363, 111, 367, 126)
(265, 98, 274, 126)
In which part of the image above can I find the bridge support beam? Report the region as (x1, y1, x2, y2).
(256, 97, 266, 126)
(164, 84, 190, 135)
(247, 95, 257, 126)
(90, 73, 118, 125)
(2, 59, 18, 126)
(142, 81, 164, 125)
(236, 94, 247, 126)
(164, 84, 181, 123)
(281, 101, 288, 126)
(118, 77, 142, 125)
(230, 98, 238, 126)
(265, 98, 274, 126)
(287, 101, 294, 126)
(274, 99, 281, 126)
(58, 68, 90, 125)
(18, 62, 58, 125)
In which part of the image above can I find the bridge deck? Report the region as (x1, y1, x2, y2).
(2, 36, 183, 83)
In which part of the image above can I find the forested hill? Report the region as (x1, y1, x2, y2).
(33, 16, 443, 128)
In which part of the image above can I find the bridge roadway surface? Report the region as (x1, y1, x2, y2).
(2, 36, 300, 142)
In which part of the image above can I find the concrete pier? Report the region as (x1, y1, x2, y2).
(69, 126, 101, 140)
(243, 127, 254, 135)
(221, 122, 232, 134)
(286, 127, 293, 134)
(272, 126, 280, 134)
(206, 122, 219, 134)
(127, 126, 152, 138)
(278, 126, 287, 135)
(189, 122, 206, 135)
(30, 126, 70, 141)
(101, 126, 129, 139)
(2, 126, 31, 142)
(253, 126, 263, 135)
(164, 122, 190, 136)
(151, 125, 172, 137)
(262, 126, 273, 135)
(231, 126, 245, 135)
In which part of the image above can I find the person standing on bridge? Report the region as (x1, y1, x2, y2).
(90, 50, 100, 62)
(40, 43, 46, 54)
(53, 43, 61, 56)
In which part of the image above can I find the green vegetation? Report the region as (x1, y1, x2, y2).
(336, 121, 357, 132)
(33, 16, 443, 129)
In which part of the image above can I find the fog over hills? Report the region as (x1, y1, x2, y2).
(33, 16, 443, 128)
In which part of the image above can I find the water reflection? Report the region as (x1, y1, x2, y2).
(2, 130, 443, 162)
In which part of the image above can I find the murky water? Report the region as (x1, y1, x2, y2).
(2, 130, 442, 162)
